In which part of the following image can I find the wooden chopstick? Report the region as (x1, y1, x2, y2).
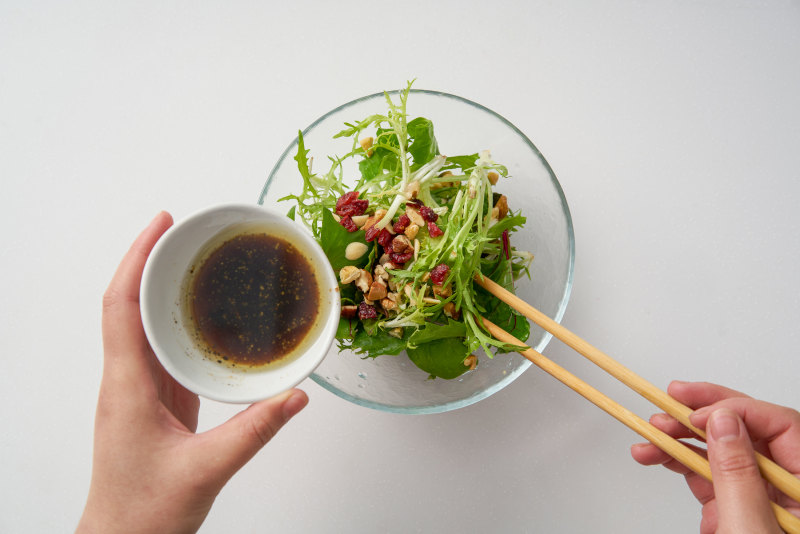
(478, 315, 800, 534)
(474, 274, 800, 504)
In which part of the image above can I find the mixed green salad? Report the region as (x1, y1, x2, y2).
(281, 82, 533, 379)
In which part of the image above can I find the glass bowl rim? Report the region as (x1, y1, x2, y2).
(258, 88, 576, 414)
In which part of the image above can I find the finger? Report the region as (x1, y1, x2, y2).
(706, 408, 781, 533)
(649, 412, 702, 441)
(631, 441, 716, 505)
(102, 212, 173, 371)
(690, 398, 800, 474)
(631, 440, 707, 470)
(198, 389, 309, 483)
(666, 380, 750, 410)
(699, 500, 718, 534)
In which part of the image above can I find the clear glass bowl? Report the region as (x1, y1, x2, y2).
(258, 89, 574, 414)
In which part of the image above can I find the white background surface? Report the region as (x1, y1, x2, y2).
(2, 1, 799, 532)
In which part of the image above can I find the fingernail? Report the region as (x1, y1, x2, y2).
(282, 391, 308, 420)
(709, 409, 741, 442)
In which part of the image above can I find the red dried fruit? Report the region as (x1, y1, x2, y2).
(364, 225, 381, 242)
(335, 191, 368, 217)
(377, 228, 393, 248)
(390, 251, 413, 264)
(339, 215, 358, 232)
(393, 214, 410, 233)
(420, 205, 438, 223)
(427, 221, 443, 238)
(430, 264, 450, 286)
(358, 302, 378, 320)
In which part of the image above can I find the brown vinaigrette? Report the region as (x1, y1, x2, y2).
(188, 232, 320, 367)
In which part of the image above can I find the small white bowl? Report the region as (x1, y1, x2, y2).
(140, 203, 340, 403)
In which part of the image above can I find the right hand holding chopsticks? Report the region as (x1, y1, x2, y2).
(631, 381, 800, 534)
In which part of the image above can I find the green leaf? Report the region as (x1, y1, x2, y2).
(407, 117, 439, 168)
(293, 131, 317, 196)
(336, 318, 358, 340)
(407, 337, 470, 379)
(444, 154, 478, 173)
(351, 329, 407, 359)
(408, 319, 466, 346)
(319, 208, 369, 273)
(286, 205, 296, 221)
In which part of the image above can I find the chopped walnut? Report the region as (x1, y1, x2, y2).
(339, 265, 360, 284)
(495, 195, 508, 221)
(354, 269, 373, 293)
(367, 279, 388, 301)
(487, 171, 499, 185)
(443, 301, 460, 320)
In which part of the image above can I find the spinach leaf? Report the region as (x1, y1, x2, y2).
(351, 328, 407, 359)
(407, 117, 439, 169)
(336, 318, 358, 341)
(477, 254, 531, 350)
(408, 318, 466, 346)
(407, 337, 470, 379)
(320, 208, 371, 273)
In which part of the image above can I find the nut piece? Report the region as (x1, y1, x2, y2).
(495, 195, 508, 221)
(388, 327, 404, 338)
(367, 279, 388, 301)
(339, 265, 360, 284)
(363, 209, 387, 231)
(404, 223, 419, 240)
(443, 301, 460, 319)
(391, 234, 413, 254)
(487, 171, 499, 185)
(463, 354, 478, 370)
(373, 264, 389, 282)
(345, 242, 368, 261)
(381, 296, 398, 313)
(360, 136, 374, 155)
(405, 205, 425, 227)
(405, 180, 420, 199)
(432, 284, 452, 298)
(354, 269, 373, 293)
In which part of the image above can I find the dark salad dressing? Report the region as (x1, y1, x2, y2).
(187, 232, 320, 367)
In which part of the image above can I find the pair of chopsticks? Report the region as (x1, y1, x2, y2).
(473, 274, 800, 534)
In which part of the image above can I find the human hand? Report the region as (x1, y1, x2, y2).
(77, 212, 309, 534)
(631, 381, 800, 533)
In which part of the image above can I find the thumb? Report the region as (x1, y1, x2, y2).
(200, 389, 309, 482)
(706, 408, 781, 533)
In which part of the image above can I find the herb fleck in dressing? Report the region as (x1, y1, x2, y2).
(188, 233, 320, 367)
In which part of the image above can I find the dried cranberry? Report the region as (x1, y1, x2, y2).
(338, 199, 368, 217)
(427, 221, 443, 238)
(364, 225, 381, 242)
(339, 215, 358, 232)
(377, 228, 393, 248)
(393, 214, 410, 233)
(430, 264, 450, 286)
(420, 206, 438, 222)
(390, 251, 413, 264)
(335, 191, 368, 217)
(358, 302, 378, 320)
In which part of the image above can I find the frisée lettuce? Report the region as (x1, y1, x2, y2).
(280, 81, 533, 379)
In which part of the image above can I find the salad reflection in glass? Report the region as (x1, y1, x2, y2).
(280, 82, 533, 379)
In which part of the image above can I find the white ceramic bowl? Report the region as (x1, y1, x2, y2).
(140, 203, 340, 403)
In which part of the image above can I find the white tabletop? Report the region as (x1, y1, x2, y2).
(2, 2, 799, 532)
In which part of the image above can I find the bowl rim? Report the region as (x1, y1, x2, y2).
(258, 88, 575, 414)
